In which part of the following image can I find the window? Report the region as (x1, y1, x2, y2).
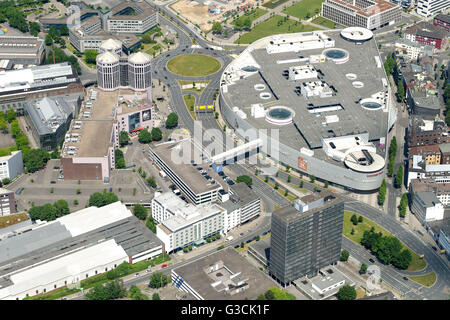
(54, 284, 57, 289)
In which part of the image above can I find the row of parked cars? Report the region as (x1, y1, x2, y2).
(218, 171, 235, 186)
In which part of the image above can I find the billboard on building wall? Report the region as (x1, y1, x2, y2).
(298, 156, 308, 171)
(142, 109, 151, 121)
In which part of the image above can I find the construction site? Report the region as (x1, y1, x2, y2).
(170, 0, 259, 31)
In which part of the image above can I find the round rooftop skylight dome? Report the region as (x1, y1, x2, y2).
(346, 73, 357, 80)
(352, 81, 364, 88)
(254, 84, 266, 91)
(265, 106, 295, 125)
(360, 98, 382, 110)
(260, 92, 272, 100)
(322, 48, 349, 64)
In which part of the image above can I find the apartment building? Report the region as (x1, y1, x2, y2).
(404, 21, 448, 50)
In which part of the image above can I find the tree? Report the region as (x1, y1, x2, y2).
(119, 131, 129, 147)
(149, 272, 169, 288)
(310, 175, 316, 182)
(0, 118, 8, 133)
(2, 178, 10, 185)
(299, 181, 304, 188)
(84, 49, 98, 64)
(28, 203, 57, 221)
(397, 81, 405, 102)
(88, 191, 119, 207)
(359, 263, 368, 274)
(336, 285, 356, 300)
(146, 176, 157, 188)
(340, 250, 350, 262)
(240, 242, 244, 248)
(351, 214, 358, 226)
(358, 216, 363, 223)
(114, 149, 125, 169)
(53, 199, 70, 218)
(151, 127, 162, 141)
(6, 108, 16, 123)
(152, 293, 161, 300)
(146, 215, 157, 233)
(45, 34, 53, 46)
(132, 204, 147, 220)
(23, 149, 50, 173)
(85, 280, 127, 300)
(236, 175, 252, 186)
(287, 175, 291, 183)
(264, 289, 275, 300)
(165, 112, 178, 129)
(212, 21, 222, 34)
(399, 193, 408, 218)
(324, 180, 329, 188)
(395, 165, 403, 188)
(138, 129, 152, 143)
(378, 179, 386, 205)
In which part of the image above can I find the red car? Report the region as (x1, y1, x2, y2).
(213, 52, 217, 55)
(161, 264, 168, 268)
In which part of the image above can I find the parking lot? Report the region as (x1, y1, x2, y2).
(7, 159, 154, 212)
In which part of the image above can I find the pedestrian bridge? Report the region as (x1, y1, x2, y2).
(210, 138, 263, 164)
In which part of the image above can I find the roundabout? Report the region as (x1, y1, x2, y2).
(166, 54, 222, 77)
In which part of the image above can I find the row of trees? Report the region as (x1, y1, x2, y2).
(399, 193, 408, 218)
(444, 84, 450, 126)
(88, 191, 119, 207)
(0, 1, 29, 33)
(28, 200, 70, 221)
(378, 179, 387, 205)
(387, 136, 397, 177)
(45, 46, 82, 75)
(45, 26, 68, 47)
(236, 175, 252, 186)
(138, 127, 162, 144)
(361, 228, 412, 269)
(114, 149, 126, 169)
(85, 280, 127, 300)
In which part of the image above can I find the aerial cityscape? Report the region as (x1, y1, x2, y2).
(0, 0, 448, 306)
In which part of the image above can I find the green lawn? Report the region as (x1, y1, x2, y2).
(178, 80, 209, 94)
(311, 16, 336, 29)
(282, 0, 325, 20)
(263, 0, 292, 9)
(267, 181, 298, 202)
(408, 272, 437, 287)
(167, 54, 221, 76)
(183, 94, 197, 120)
(236, 15, 319, 44)
(231, 8, 267, 26)
(25, 287, 80, 300)
(343, 211, 426, 272)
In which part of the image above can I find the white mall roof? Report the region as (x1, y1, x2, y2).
(58, 201, 132, 237)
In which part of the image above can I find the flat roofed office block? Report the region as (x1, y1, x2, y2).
(0, 36, 45, 66)
(24, 97, 80, 151)
(269, 191, 344, 286)
(0, 62, 83, 114)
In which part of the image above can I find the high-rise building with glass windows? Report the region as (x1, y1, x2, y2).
(269, 191, 344, 287)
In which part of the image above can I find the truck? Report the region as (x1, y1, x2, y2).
(226, 236, 234, 242)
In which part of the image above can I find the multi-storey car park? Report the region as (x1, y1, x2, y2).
(219, 28, 397, 192)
